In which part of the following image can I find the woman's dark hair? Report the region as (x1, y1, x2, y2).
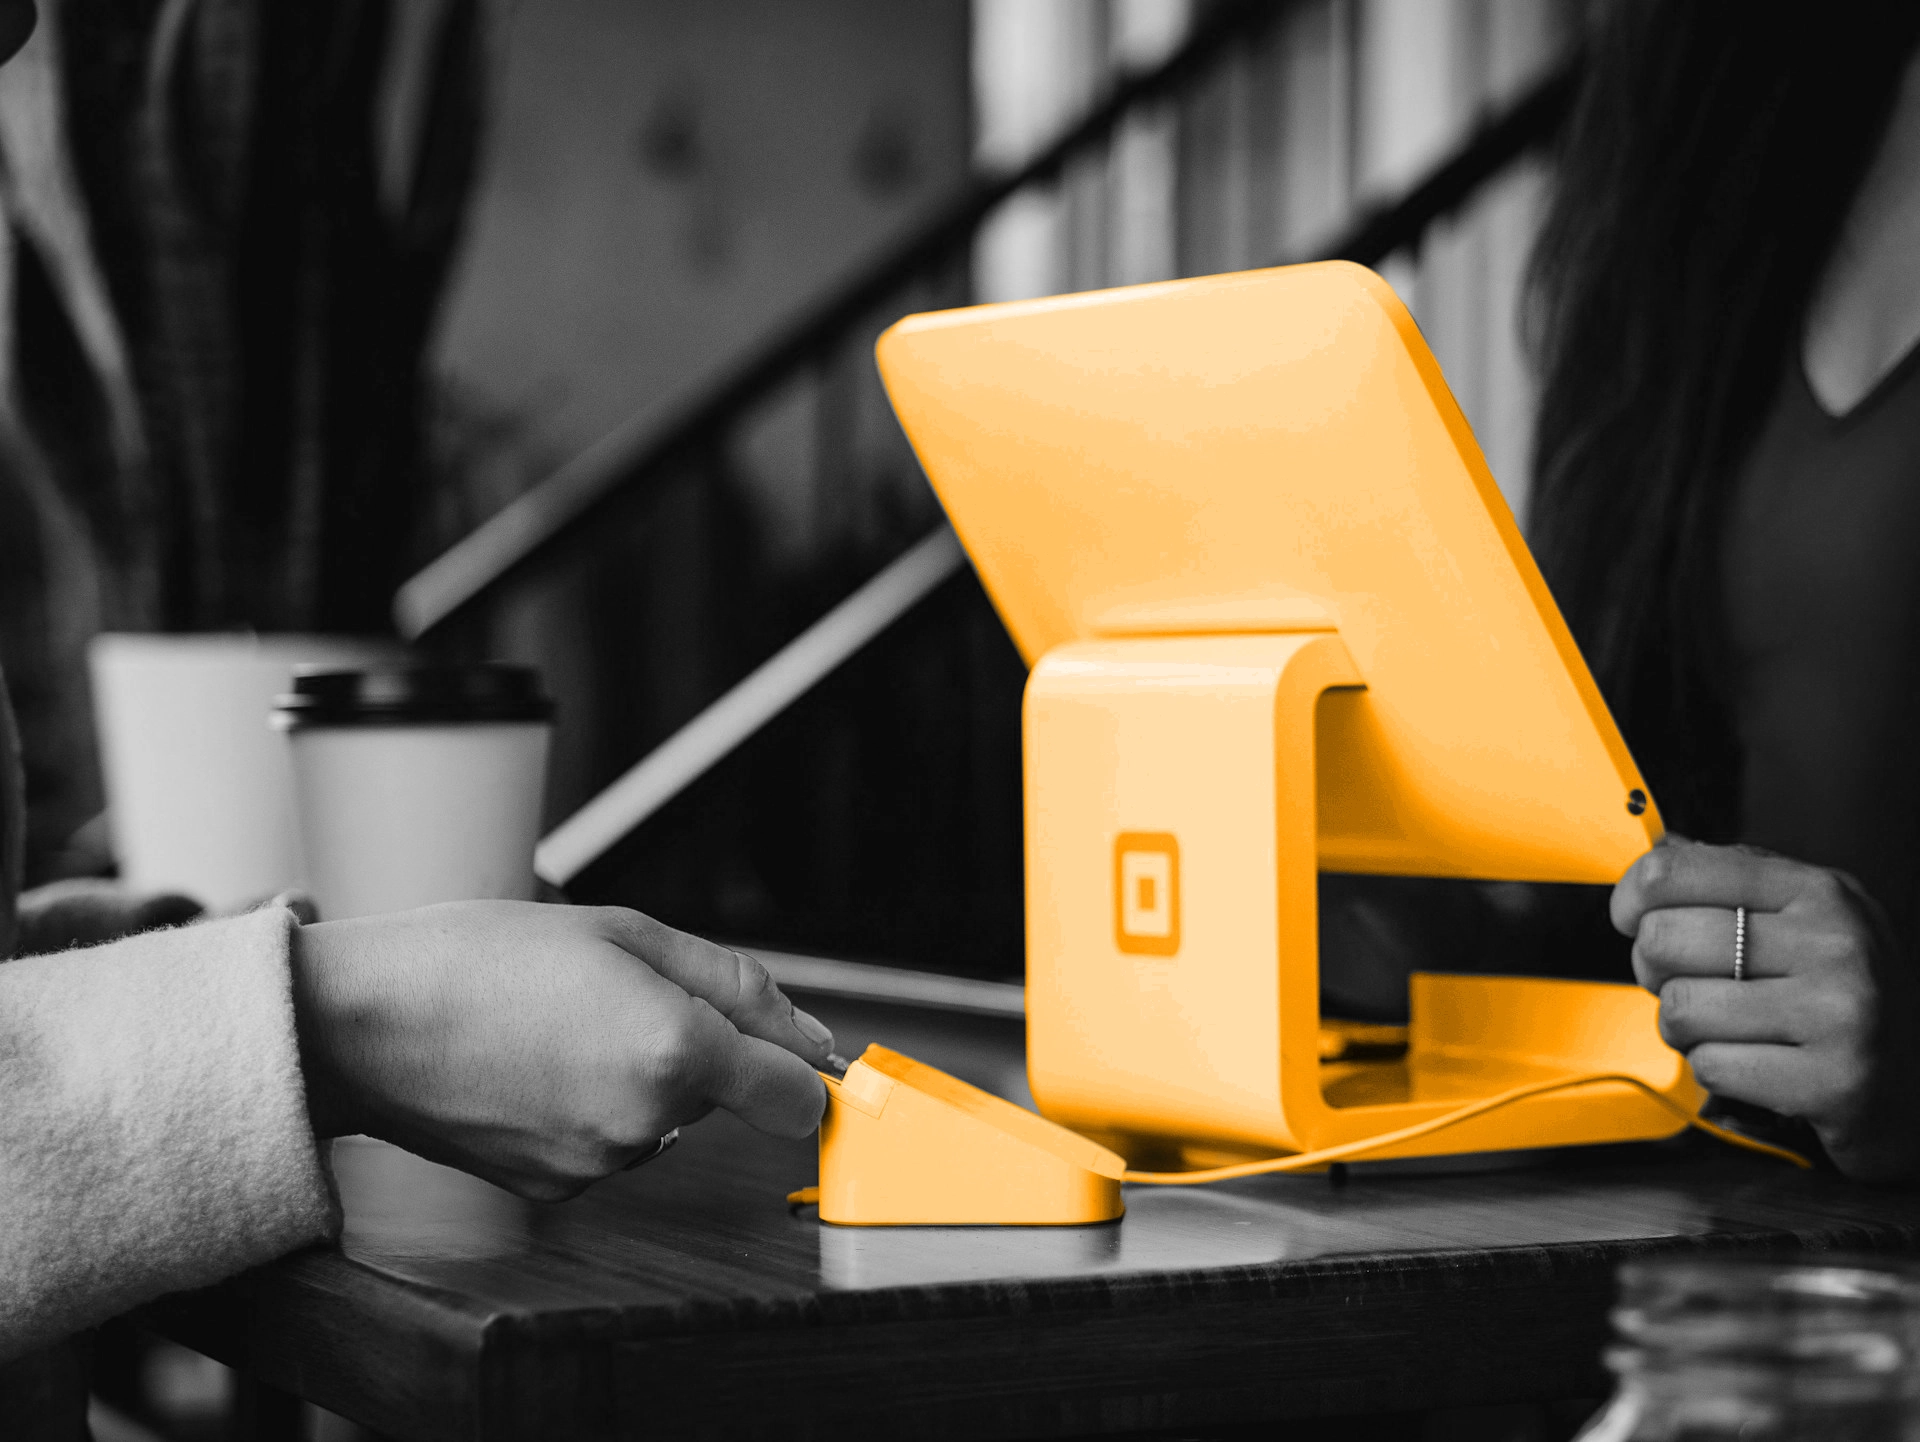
(1526, 2, 1920, 839)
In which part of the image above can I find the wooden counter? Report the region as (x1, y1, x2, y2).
(142, 995, 1920, 1440)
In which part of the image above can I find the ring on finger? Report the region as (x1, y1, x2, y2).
(1731, 905, 1747, 982)
(622, 1128, 681, 1171)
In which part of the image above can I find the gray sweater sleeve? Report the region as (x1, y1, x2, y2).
(0, 907, 340, 1360)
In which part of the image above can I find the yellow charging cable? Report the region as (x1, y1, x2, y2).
(1117, 1071, 1810, 1183)
(786, 1070, 1811, 1208)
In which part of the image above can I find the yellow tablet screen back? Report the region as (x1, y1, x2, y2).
(876, 261, 1659, 883)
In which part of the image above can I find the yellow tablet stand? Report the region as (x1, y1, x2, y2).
(1018, 633, 1696, 1164)
(828, 261, 1777, 1224)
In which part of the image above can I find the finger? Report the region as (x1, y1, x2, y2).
(1611, 839, 1813, 936)
(1655, 977, 1808, 1050)
(598, 909, 835, 1064)
(1631, 906, 1789, 987)
(678, 1001, 828, 1138)
(1684, 1042, 1823, 1119)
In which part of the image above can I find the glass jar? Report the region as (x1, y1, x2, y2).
(1576, 1257, 1920, 1441)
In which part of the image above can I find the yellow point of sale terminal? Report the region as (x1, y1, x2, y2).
(807, 260, 1782, 1228)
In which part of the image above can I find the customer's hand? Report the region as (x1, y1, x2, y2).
(1612, 837, 1920, 1180)
(291, 902, 835, 1200)
(13, 878, 204, 955)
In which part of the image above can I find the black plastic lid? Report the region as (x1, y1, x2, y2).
(276, 663, 554, 728)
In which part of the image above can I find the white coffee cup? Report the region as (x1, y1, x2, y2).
(276, 663, 553, 920)
(88, 633, 403, 910)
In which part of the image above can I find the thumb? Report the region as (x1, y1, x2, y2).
(683, 1000, 827, 1138)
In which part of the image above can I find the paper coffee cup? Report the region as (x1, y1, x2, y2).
(89, 633, 403, 910)
(276, 663, 553, 921)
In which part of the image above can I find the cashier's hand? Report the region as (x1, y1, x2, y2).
(1612, 837, 1920, 1181)
(290, 902, 835, 1200)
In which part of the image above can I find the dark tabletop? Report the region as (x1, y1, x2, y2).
(143, 996, 1920, 1442)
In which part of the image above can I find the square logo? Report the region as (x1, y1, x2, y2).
(1114, 831, 1180, 956)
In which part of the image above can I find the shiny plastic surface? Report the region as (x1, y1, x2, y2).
(876, 260, 1661, 882)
